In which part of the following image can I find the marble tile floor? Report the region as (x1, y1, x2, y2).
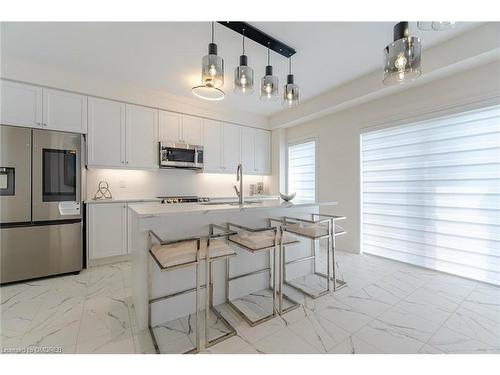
(1, 251, 499, 354)
(229, 287, 297, 324)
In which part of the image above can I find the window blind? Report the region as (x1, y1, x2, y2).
(288, 140, 316, 201)
(361, 106, 500, 285)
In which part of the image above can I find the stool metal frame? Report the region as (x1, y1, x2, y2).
(273, 214, 347, 301)
(225, 223, 300, 326)
(148, 231, 202, 354)
(148, 228, 238, 353)
(204, 224, 238, 348)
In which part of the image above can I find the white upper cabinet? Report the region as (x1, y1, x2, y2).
(238, 127, 271, 175)
(0, 80, 42, 128)
(0, 80, 86, 133)
(1, 80, 270, 173)
(158, 110, 181, 142)
(87, 100, 158, 169)
(181, 115, 203, 145)
(222, 123, 241, 173)
(255, 129, 271, 175)
(203, 119, 223, 172)
(158, 111, 203, 145)
(87, 97, 126, 167)
(88, 203, 128, 260)
(241, 126, 256, 173)
(203, 122, 270, 175)
(42, 88, 87, 133)
(125, 104, 158, 169)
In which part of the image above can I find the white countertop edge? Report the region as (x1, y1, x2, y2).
(84, 198, 162, 204)
(128, 200, 338, 217)
(84, 195, 279, 205)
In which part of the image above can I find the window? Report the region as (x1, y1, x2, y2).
(288, 140, 316, 201)
(361, 106, 500, 285)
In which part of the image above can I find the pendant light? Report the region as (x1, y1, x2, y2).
(192, 22, 225, 101)
(260, 44, 279, 101)
(283, 57, 299, 108)
(234, 29, 254, 95)
(383, 21, 422, 85)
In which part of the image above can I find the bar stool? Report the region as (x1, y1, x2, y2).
(204, 224, 238, 348)
(271, 214, 347, 307)
(225, 222, 300, 326)
(148, 227, 236, 353)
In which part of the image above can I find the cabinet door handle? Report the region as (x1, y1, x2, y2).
(35, 122, 41, 126)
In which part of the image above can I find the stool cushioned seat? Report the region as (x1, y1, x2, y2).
(150, 239, 235, 269)
(229, 230, 298, 251)
(285, 222, 329, 238)
(285, 222, 345, 238)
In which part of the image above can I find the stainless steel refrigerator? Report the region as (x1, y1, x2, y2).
(0, 125, 83, 283)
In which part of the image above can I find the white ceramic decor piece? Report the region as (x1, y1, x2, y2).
(280, 192, 296, 202)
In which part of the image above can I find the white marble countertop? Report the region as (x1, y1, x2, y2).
(128, 199, 337, 217)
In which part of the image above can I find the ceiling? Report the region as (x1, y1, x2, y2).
(0, 22, 481, 116)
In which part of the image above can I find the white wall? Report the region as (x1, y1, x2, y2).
(86, 168, 271, 200)
(272, 60, 500, 254)
(269, 23, 500, 128)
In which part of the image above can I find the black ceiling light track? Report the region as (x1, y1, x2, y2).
(217, 21, 296, 58)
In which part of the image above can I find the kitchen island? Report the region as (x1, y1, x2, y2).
(128, 199, 337, 336)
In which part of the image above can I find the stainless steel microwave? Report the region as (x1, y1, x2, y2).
(159, 141, 204, 170)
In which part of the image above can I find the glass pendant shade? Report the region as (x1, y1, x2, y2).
(192, 23, 225, 101)
(260, 65, 279, 101)
(234, 55, 254, 95)
(202, 43, 224, 88)
(283, 74, 299, 108)
(383, 22, 421, 85)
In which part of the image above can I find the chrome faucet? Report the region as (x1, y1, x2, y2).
(233, 163, 243, 204)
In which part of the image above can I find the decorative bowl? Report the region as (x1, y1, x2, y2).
(280, 192, 296, 202)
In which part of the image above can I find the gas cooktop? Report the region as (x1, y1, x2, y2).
(158, 196, 210, 204)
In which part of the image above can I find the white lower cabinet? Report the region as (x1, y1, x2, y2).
(88, 203, 128, 260)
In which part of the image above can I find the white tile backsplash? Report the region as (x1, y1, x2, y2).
(86, 168, 271, 200)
